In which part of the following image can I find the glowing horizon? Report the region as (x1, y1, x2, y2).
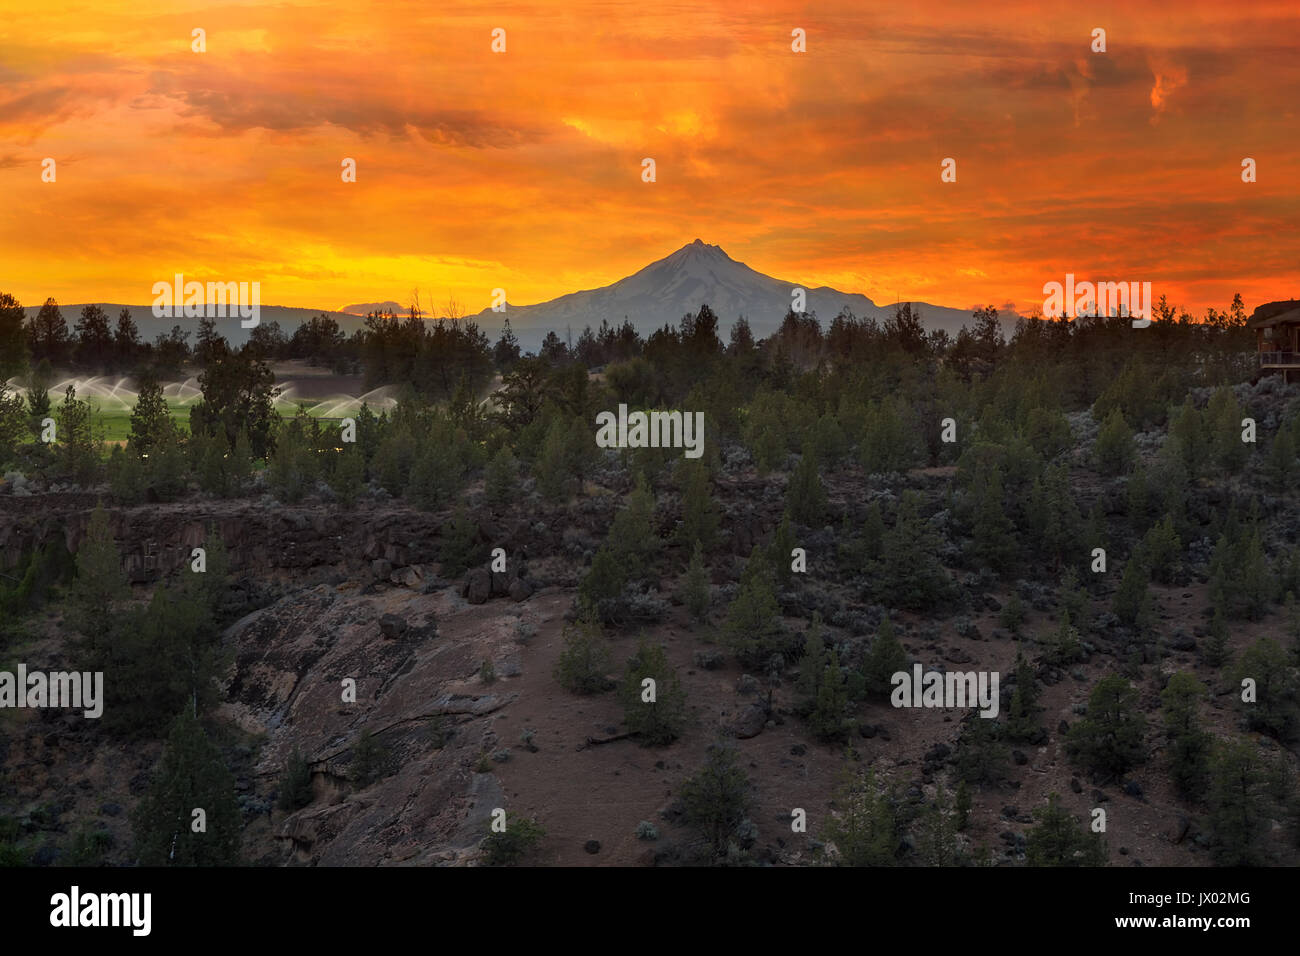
(2, 1, 1297, 320)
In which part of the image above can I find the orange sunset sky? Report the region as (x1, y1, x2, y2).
(2, 0, 1298, 320)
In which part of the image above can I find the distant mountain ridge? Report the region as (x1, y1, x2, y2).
(471, 239, 989, 339)
(23, 242, 1000, 353)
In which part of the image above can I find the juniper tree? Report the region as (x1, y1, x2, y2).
(954, 713, 1008, 787)
(276, 748, 314, 811)
(1024, 793, 1106, 866)
(618, 639, 687, 745)
(1066, 676, 1147, 779)
(679, 745, 753, 861)
(1041, 610, 1083, 668)
(553, 614, 612, 694)
(578, 544, 625, 619)
(481, 812, 545, 866)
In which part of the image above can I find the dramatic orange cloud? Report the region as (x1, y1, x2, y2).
(1, 0, 1296, 320)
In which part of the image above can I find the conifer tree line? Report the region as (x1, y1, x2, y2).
(3, 289, 1298, 867)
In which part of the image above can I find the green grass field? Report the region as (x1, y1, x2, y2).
(91, 398, 337, 443)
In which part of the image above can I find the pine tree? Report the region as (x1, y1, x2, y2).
(1113, 554, 1154, 633)
(1207, 739, 1273, 865)
(107, 443, 146, 504)
(786, 447, 827, 526)
(131, 710, 242, 866)
(675, 459, 718, 552)
(1138, 513, 1182, 584)
(1237, 530, 1273, 621)
(1004, 648, 1041, 742)
(875, 491, 953, 611)
(681, 541, 710, 622)
(229, 426, 253, 490)
(823, 767, 898, 866)
(535, 415, 571, 502)
(795, 615, 828, 706)
(618, 639, 687, 745)
(1024, 793, 1106, 866)
(69, 504, 127, 647)
(128, 374, 172, 458)
(860, 500, 886, 562)
(769, 512, 796, 588)
(970, 463, 1016, 574)
(1267, 424, 1297, 490)
(1202, 604, 1231, 669)
(439, 506, 483, 577)
(1230, 638, 1299, 741)
(808, 646, 852, 741)
(484, 446, 519, 509)
(56, 383, 100, 486)
(606, 472, 659, 577)
(1093, 408, 1134, 476)
(1207, 386, 1248, 474)
(1161, 672, 1210, 797)
(862, 615, 907, 700)
(330, 444, 365, 507)
(954, 780, 972, 831)
(722, 546, 784, 666)
(1066, 676, 1147, 778)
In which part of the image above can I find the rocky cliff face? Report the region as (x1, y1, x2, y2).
(223, 580, 568, 865)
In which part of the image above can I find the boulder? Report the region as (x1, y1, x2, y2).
(462, 568, 491, 605)
(508, 577, 534, 602)
(730, 702, 768, 739)
(379, 614, 408, 640)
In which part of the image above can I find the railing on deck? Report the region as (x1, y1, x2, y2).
(1259, 351, 1300, 366)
